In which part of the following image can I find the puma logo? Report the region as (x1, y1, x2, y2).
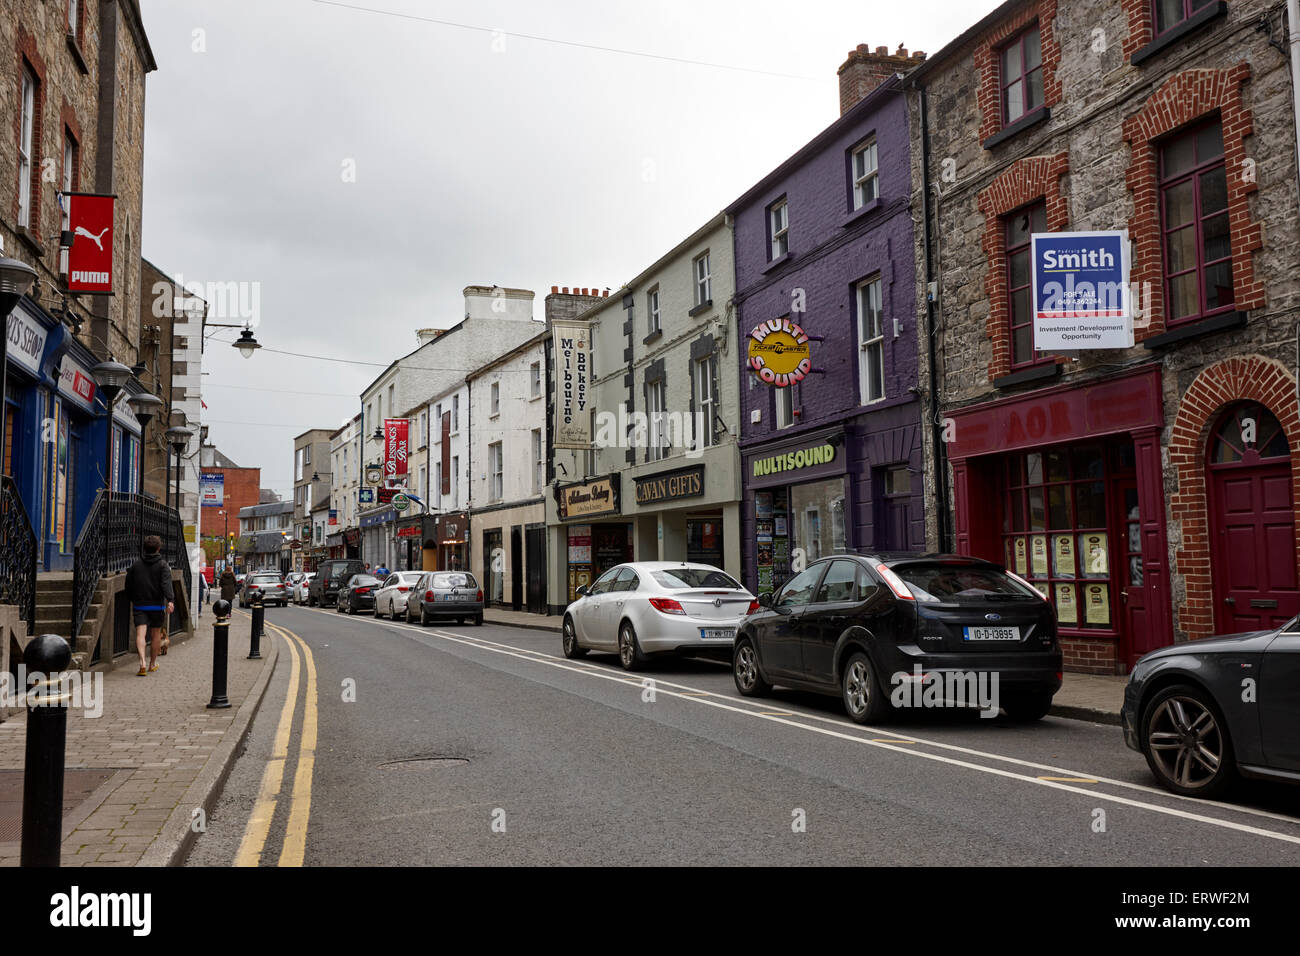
(74, 225, 109, 251)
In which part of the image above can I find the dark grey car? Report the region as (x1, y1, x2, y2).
(405, 571, 484, 627)
(1122, 621, 1300, 797)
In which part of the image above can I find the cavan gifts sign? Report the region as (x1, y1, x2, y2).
(553, 321, 591, 448)
(1031, 230, 1133, 349)
(383, 419, 408, 487)
(747, 316, 811, 387)
(65, 193, 116, 294)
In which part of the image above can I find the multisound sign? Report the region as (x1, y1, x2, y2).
(1031, 230, 1133, 350)
(752, 443, 836, 477)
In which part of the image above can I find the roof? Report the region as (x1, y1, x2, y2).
(905, 0, 1028, 84)
(465, 328, 550, 381)
(293, 428, 335, 443)
(238, 501, 294, 518)
(359, 322, 466, 398)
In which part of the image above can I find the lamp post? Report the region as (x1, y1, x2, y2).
(164, 425, 192, 555)
(90, 361, 132, 494)
(125, 391, 163, 495)
(0, 247, 37, 477)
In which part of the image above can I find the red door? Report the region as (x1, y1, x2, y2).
(1207, 404, 1299, 633)
(1113, 479, 1152, 667)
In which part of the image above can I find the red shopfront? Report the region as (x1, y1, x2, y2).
(946, 365, 1170, 675)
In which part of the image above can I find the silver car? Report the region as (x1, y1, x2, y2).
(562, 562, 756, 671)
(404, 571, 484, 626)
(292, 572, 315, 605)
(373, 571, 424, 619)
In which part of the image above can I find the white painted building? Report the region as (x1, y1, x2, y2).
(328, 413, 362, 558)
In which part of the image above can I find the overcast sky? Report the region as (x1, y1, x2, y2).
(139, 0, 998, 498)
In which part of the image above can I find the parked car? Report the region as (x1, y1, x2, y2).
(240, 572, 288, 608)
(732, 553, 1062, 724)
(1122, 620, 1300, 797)
(373, 571, 424, 619)
(405, 571, 484, 626)
(561, 562, 755, 671)
(336, 574, 381, 614)
(235, 572, 246, 594)
(308, 559, 365, 607)
(292, 572, 316, 605)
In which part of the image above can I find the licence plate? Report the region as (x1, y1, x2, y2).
(442, 594, 472, 602)
(963, 626, 1020, 642)
(700, 627, 735, 640)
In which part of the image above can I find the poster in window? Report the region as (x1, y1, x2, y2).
(1033, 582, 1050, 601)
(1055, 583, 1078, 625)
(774, 516, 787, 536)
(1085, 583, 1110, 625)
(756, 521, 773, 538)
(1053, 534, 1075, 578)
(1080, 532, 1108, 577)
(774, 538, 788, 562)
(1030, 534, 1049, 577)
(758, 566, 773, 591)
(755, 493, 773, 519)
(1013, 536, 1027, 576)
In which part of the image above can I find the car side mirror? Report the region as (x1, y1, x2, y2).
(576, 585, 588, 597)
(757, 592, 772, 608)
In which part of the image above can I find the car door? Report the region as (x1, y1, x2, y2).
(756, 564, 826, 679)
(606, 568, 640, 638)
(1259, 625, 1300, 771)
(575, 568, 620, 647)
(799, 559, 864, 686)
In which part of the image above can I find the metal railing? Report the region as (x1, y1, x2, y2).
(0, 476, 38, 633)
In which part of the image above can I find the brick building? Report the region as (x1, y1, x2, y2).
(907, 0, 1300, 672)
(197, 443, 260, 571)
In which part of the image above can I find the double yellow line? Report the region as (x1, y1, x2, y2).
(233, 619, 318, 867)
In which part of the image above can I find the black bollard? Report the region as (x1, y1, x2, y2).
(248, 590, 263, 660)
(21, 634, 72, 867)
(208, 600, 232, 710)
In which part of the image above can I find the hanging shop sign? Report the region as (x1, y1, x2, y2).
(6, 306, 48, 376)
(558, 476, 619, 520)
(553, 321, 591, 448)
(635, 465, 705, 506)
(376, 488, 396, 504)
(1031, 230, 1133, 350)
(391, 492, 410, 513)
(747, 316, 811, 387)
(200, 474, 224, 507)
(328, 509, 338, 525)
(436, 513, 468, 543)
(365, 466, 383, 486)
(384, 419, 409, 486)
(65, 193, 116, 294)
(359, 487, 375, 504)
(57, 356, 96, 411)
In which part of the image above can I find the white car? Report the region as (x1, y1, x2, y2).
(561, 561, 756, 671)
(373, 571, 425, 619)
(292, 572, 316, 605)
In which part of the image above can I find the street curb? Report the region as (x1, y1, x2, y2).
(484, 616, 562, 634)
(1049, 703, 1121, 726)
(137, 633, 280, 868)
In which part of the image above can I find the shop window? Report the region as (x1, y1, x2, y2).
(775, 387, 793, 430)
(1002, 443, 1124, 631)
(1210, 403, 1289, 464)
(1000, 25, 1043, 127)
(1006, 202, 1051, 367)
(1160, 118, 1232, 324)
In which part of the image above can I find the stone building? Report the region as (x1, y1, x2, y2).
(907, 0, 1300, 672)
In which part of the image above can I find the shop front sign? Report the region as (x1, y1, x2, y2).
(747, 316, 811, 387)
(558, 476, 619, 520)
(396, 525, 422, 538)
(751, 443, 836, 478)
(635, 465, 705, 506)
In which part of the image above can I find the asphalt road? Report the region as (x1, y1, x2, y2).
(185, 604, 1300, 866)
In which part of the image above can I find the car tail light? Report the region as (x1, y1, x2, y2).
(648, 597, 686, 615)
(356, 587, 371, 595)
(875, 564, 915, 601)
(277, 584, 285, 589)
(398, 586, 409, 592)
(425, 590, 435, 601)
(746, 600, 761, 615)
(476, 589, 483, 601)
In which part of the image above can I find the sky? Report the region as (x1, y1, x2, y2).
(138, 0, 999, 499)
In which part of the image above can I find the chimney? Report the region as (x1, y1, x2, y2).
(836, 43, 927, 115)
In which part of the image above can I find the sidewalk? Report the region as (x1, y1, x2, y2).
(485, 608, 563, 632)
(0, 610, 276, 867)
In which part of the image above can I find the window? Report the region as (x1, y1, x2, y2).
(647, 287, 661, 334)
(884, 465, 911, 496)
(775, 387, 793, 430)
(490, 381, 500, 417)
(418, 465, 426, 499)
(769, 199, 789, 259)
(1155, 0, 1216, 36)
(1006, 202, 1050, 367)
(530, 362, 541, 398)
(452, 395, 460, 433)
(776, 565, 823, 608)
(434, 463, 442, 506)
(303, 445, 311, 466)
(851, 138, 878, 209)
(488, 442, 504, 502)
(532, 428, 543, 492)
(451, 455, 459, 502)
(61, 131, 77, 233)
(434, 404, 442, 439)
(1160, 119, 1232, 324)
(648, 380, 667, 461)
(419, 411, 427, 445)
(1210, 403, 1289, 463)
(387, 385, 395, 421)
(814, 560, 859, 603)
(67, 0, 78, 36)
(694, 252, 712, 306)
(18, 67, 36, 229)
(856, 276, 885, 403)
(694, 355, 717, 449)
(1000, 26, 1043, 127)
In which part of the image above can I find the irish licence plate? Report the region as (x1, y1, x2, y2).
(700, 627, 735, 640)
(963, 626, 1020, 642)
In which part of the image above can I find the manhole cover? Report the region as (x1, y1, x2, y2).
(378, 757, 468, 771)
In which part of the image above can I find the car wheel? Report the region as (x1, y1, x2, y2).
(406, 604, 414, 624)
(562, 617, 587, 659)
(1141, 684, 1236, 798)
(456, 617, 464, 625)
(841, 651, 887, 724)
(473, 615, 483, 627)
(1002, 691, 1054, 722)
(618, 621, 645, 672)
(420, 606, 430, 627)
(733, 638, 772, 697)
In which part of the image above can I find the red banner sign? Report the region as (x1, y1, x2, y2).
(384, 418, 409, 487)
(396, 526, 422, 538)
(66, 193, 115, 293)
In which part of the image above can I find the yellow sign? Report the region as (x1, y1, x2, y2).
(1055, 583, 1077, 625)
(1085, 583, 1110, 625)
(184, 525, 196, 543)
(748, 317, 812, 387)
(1053, 534, 1075, 578)
(1013, 536, 1027, 576)
(1030, 534, 1049, 577)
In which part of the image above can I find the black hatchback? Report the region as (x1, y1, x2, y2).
(733, 553, 1062, 723)
(336, 574, 381, 614)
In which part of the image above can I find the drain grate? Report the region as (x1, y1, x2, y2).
(378, 757, 469, 771)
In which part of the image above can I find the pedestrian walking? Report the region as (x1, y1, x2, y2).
(219, 567, 237, 603)
(126, 534, 175, 676)
(198, 574, 208, 616)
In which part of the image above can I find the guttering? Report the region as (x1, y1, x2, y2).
(1290, 0, 1300, 195)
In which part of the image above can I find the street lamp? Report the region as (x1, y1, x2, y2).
(164, 426, 193, 556)
(126, 391, 164, 495)
(0, 248, 37, 476)
(91, 360, 132, 493)
(233, 328, 261, 358)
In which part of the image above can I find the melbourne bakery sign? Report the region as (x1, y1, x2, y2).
(635, 465, 705, 506)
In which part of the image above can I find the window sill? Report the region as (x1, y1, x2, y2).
(993, 362, 1062, 389)
(1141, 310, 1246, 349)
(1131, 2, 1227, 66)
(15, 226, 46, 258)
(66, 34, 90, 74)
(983, 106, 1051, 150)
(528, 393, 543, 402)
(642, 328, 663, 346)
(688, 300, 713, 317)
(842, 196, 883, 228)
(762, 251, 793, 275)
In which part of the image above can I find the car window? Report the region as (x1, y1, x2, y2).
(776, 565, 824, 608)
(855, 565, 878, 602)
(348, 575, 381, 587)
(892, 564, 1038, 602)
(431, 572, 474, 589)
(814, 561, 858, 604)
(651, 567, 741, 589)
(612, 568, 639, 592)
(588, 567, 621, 596)
(251, 575, 280, 585)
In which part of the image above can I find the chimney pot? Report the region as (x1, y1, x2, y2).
(914, 51, 926, 60)
(856, 43, 868, 52)
(551, 285, 558, 294)
(562, 287, 569, 294)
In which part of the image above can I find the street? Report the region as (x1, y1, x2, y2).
(186, 607, 1300, 866)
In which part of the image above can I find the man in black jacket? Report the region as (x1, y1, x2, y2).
(126, 535, 175, 675)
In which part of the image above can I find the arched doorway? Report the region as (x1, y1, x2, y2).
(1207, 403, 1298, 633)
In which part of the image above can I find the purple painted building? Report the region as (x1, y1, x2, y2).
(728, 48, 927, 595)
